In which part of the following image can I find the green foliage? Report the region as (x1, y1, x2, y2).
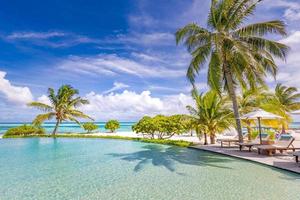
(3, 125, 45, 137)
(133, 115, 186, 139)
(82, 122, 98, 133)
(261, 83, 300, 130)
(187, 89, 234, 144)
(176, 0, 288, 141)
(251, 130, 275, 141)
(3, 134, 192, 147)
(105, 120, 120, 132)
(28, 85, 93, 135)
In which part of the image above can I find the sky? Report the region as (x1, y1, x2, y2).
(1, 0, 300, 122)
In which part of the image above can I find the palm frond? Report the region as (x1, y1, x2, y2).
(27, 102, 53, 112)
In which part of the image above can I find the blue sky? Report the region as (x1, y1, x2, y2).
(1, 0, 300, 122)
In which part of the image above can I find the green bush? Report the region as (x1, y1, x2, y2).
(105, 120, 120, 132)
(133, 115, 186, 139)
(251, 130, 275, 140)
(2, 133, 193, 147)
(3, 125, 45, 137)
(82, 122, 98, 133)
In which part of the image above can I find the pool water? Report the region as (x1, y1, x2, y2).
(0, 138, 299, 200)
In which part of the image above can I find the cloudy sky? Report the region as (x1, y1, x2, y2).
(0, 0, 300, 122)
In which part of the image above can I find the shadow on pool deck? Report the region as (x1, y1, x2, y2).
(108, 144, 233, 172)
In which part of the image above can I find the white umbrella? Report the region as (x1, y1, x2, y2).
(290, 110, 300, 115)
(241, 109, 283, 144)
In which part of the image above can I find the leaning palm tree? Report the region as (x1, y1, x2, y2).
(262, 83, 300, 132)
(176, 0, 289, 142)
(187, 89, 233, 144)
(28, 85, 93, 136)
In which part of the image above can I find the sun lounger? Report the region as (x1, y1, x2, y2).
(217, 131, 248, 147)
(238, 133, 270, 152)
(293, 151, 300, 163)
(257, 134, 295, 156)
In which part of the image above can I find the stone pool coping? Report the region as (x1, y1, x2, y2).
(190, 144, 300, 174)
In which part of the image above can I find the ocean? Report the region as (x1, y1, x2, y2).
(1, 122, 300, 136)
(0, 122, 135, 135)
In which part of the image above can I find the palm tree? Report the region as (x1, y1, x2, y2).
(28, 85, 93, 136)
(176, 0, 289, 142)
(187, 89, 233, 144)
(262, 83, 300, 132)
(238, 86, 269, 139)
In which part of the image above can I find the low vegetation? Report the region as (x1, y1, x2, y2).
(132, 115, 188, 139)
(105, 120, 120, 132)
(3, 125, 45, 138)
(82, 122, 99, 133)
(251, 130, 275, 141)
(3, 134, 192, 147)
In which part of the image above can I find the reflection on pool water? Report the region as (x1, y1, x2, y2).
(0, 138, 299, 200)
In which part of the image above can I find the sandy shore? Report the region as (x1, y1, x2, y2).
(88, 131, 202, 143)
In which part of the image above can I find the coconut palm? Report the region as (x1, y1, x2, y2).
(238, 86, 269, 139)
(187, 89, 233, 144)
(28, 85, 93, 136)
(262, 83, 300, 132)
(176, 0, 289, 142)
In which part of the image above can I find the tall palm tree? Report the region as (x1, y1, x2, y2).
(28, 85, 93, 136)
(176, 0, 289, 142)
(187, 89, 233, 144)
(262, 83, 300, 132)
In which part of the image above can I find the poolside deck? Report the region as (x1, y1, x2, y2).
(190, 144, 300, 174)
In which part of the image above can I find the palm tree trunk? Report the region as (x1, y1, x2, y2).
(224, 67, 243, 143)
(52, 120, 60, 136)
(204, 132, 208, 145)
(210, 134, 215, 144)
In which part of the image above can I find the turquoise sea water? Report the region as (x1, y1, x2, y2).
(0, 138, 299, 200)
(0, 122, 135, 135)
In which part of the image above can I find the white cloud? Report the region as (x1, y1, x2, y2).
(115, 32, 174, 46)
(37, 95, 52, 105)
(280, 31, 300, 45)
(103, 82, 130, 94)
(264, 0, 300, 21)
(269, 31, 300, 88)
(57, 54, 185, 78)
(3, 31, 100, 48)
(6, 31, 66, 40)
(0, 71, 33, 105)
(81, 90, 193, 120)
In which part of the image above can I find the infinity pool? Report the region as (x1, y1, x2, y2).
(0, 138, 299, 200)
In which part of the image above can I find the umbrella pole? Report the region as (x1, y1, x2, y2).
(258, 117, 262, 144)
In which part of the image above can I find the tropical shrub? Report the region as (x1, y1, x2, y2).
(82, 122, 98, 133)
(3, 125, 45, 137)
(105, 120, 120, 132)
(133, 115, 186, 139)
(251, 130, 275, 141)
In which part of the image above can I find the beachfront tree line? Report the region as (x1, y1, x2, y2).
(2, 85, 121, 137)
(134, 0, 300, 144)
(4, 0, 300, 142)
(133, 85, 300, 144)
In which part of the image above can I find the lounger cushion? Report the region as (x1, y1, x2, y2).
(257, 145, 276, 150)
